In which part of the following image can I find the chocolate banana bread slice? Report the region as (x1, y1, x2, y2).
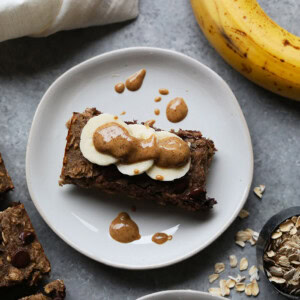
(0, 204, 51, 288)
(59, 108, 217, 211)
(0, 153, 14, 193)
(19, 280, 66, 300)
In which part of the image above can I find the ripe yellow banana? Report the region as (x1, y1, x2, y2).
(191, 0, 300, 100)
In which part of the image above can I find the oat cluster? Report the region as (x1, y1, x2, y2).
(264, 216, 300, 296)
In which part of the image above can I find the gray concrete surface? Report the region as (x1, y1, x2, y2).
(0, 0, 300, 299)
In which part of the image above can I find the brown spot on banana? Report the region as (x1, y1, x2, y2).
(219, 28, 246, 58)
(232, 28, 247, 37)
(241, 63, 252, 74)
(283, 39, 300, 50)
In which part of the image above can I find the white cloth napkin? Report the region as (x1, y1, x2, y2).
(0, 0, 139, 42)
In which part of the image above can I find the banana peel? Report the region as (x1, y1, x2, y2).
(191, 0, 300, 101)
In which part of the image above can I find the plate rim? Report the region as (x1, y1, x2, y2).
(26, 46, 254, 270)
(137, 289, 226, 299)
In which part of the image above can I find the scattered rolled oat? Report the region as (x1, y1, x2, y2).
(249, 265, 258, 276)
(226, 279, 235, 289)
(235, 240, 245, 248)
(251, 279, 260, 296)
(251, 231, 259, 245)
(236, 230, 252, 242)
(215, 262, 225, 274)
(208, 287, 222, 296)
(245, 282, 252, 296)
(253, 185, 265, 199)
(239, 209, 249, 219)
(235, 228, 259, 247)
(220, 279, 230, 296)
(229, 274, 246, 283)
(235, 282, 245, 292)
(229, 255, 238, 268)
(249, 266, 259, 281)
(240, 257, 249, 271)
(209, 274, 219, 283)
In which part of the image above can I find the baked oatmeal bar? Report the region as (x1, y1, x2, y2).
(60, 108, 217, 211)
(0, 153, 14, 193)
(19, 280, 66, 300)
(0, 204, 51, 288)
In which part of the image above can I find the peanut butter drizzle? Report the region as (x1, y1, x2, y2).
(93, 123, 134, 159)
(166, 97, 188, 123)
(110, 212, 140, 243)
(125, 69, 146, 91)
(93, 122, 190, 168)
(152, 233, 172, 245)
(115, 82, 125, 93)
(157, 137, 190, 168)
(159, 88, 169, 95)
(126, 134, 157, 164)
(93, 122, 157, 164)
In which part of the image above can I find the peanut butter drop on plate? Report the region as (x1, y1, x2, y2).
(114, 82, 125, 93)
(159, 88, 169, 95)
(154, 109, 160, 116)
(125, 69, 146, 91)
(109, 212, 141, 243)
(152, 232, 173, 245)
(166, 97, 188, 123)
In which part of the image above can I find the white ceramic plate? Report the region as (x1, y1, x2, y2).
(138, 290, 226, 300)
(26, 47, 253, 269)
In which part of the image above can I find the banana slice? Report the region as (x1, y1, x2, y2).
(80, 113, 129, 166)
(116, 124, 155, 176)
(146, 131, 191, 181)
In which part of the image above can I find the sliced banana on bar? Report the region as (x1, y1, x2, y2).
(116, 124, 156, 176)
(146, 131, 191, 181)
(80, 113, 129, 166)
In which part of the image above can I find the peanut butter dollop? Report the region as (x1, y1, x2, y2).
(125, 69, 146, 91)
(152, 232, 172, 245)
(156, 137, 190, 168)
(166, 97, 188, 123)
(115, 82, 125, 93)
(110, 212, 140, 243)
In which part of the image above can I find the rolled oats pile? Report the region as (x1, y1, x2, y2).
(264, 216, 300, 296)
